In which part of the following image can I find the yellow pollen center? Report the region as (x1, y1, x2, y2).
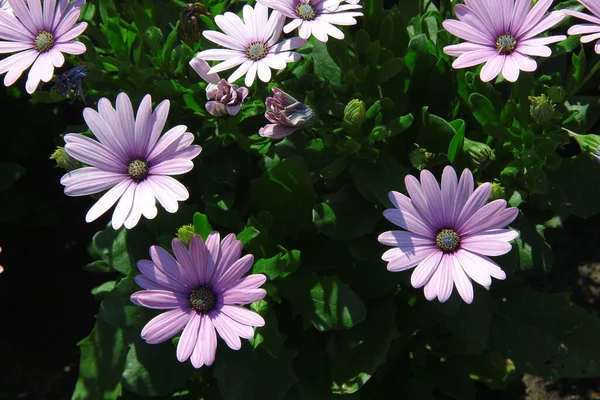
(34, 31, 55, 53)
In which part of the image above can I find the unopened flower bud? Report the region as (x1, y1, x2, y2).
(50, 146, 78, 171)
(410, 147, 433, 171)
(370, 125, 390, 142)
(54, 65, 87, 103)
(177, 224, 195, 246)
(529, 94, 555, 124)
(178, 3, 210, 45)
(569, 131, 600, 163)
(489, 182, 505, 201)
(463, 137, 494, 168)
(259, 87, 314, 139)
(344, 99, 366, 125)
(190, 59, 249, 117)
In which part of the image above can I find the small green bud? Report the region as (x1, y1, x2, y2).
(177, 224, 195, 246)
(569, 131, 600, 162)
(489, 182, 505, 201)
(463, 137, 494, 168)
(343, 99, 366, 125)
(370, 125, 390, 142)
(529, 94, 555, 124)
(409, 147, 433, 171)
(50, 146, 78, 171)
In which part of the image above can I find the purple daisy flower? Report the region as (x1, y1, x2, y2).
(0, 0, 12, 14)
(256, 0, 363, 42)
(378, 166, 519, 304)
(193, 3, 306, 87)
(563, 1, 600, 54)
(442, 0, 565, 82)
(0, 0, 88, 93)
(60, 92, 202, 229)
(131, 233, 267, 368)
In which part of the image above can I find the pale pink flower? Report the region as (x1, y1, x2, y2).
(60, 93, 202, 229)
(131, 233, 266, 368)
(378, 166, 519, 304)
(0, 0, 88, 93)
(563, 1, 600, 54)
(256, 0, 363, 42)
(443, 0, 565, 82)
(259, 87, 314, 139)
(193, 3, 306, 87)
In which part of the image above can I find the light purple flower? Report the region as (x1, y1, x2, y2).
(193, 3, 306, 87)
(0, 0, 88, 93)
(259, 87, 314, 139)
(189, 58, 249, 117)
(442, 0, 565, 82)
(378, 166, 519, 304)
(0, 0, 13, 14)
(256, 0, 363, 42)
(563, 1, 600, 54)
(60, 92, 202, 229)
(131, 233, 267, 369)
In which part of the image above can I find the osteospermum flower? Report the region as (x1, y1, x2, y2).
(563, 1, 600, 53)
(0, 0, 88, 93)
(378, 166, 519, 304)
(442, 0, 566, 82)
(0, 0, 12, 14)
(131, 233, 267, 368)
(256, 0, 363, 42)
(60, 92, 202, 229)
(193, 3, 306, 87)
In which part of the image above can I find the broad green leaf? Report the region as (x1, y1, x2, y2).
(279, 275, 367, 331)
(193, 212, 213, 240)
(312, 38, 341, 85)
(72, 318, 126, 400)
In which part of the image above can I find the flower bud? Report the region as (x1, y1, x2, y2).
(344, 99, 366, 125)
(54, 65, 87, 102)
(370, 125, 390, 142)
(409, 147, 433, 171)
(190, 59, 249, 117)
(569, 131, 600, 163)
(177, 224, 195, 246)
(489, 182, 505, 201)
(463, 137, 494, 168)
(50, 146, 79, 171)
(178, 3, 210, 45)
(259, 87, 314, 139)
(529, 94, 555, 124)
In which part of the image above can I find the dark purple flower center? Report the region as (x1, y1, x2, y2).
(34, 31, 55, 53)
(189, 286, 216, 313)
(436, 229, 460, 253)
(296, 2, 316, 20)
(496, 33, 517, 55)
(128, 159, 149, 182)
(246, 42, 268, 61)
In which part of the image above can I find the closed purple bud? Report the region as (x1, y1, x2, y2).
(259, 87, 314, 139)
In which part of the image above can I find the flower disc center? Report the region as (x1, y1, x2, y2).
(496, 33, 517, 55)
(246, 42, 268, 61)
(189, 286, 216, 313)
(436, 229, 460, 253)
(34, 31, 55, 53)
(128, 159, 149, 182)
(296, 3, 316, 20)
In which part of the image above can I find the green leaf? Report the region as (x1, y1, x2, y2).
(350, 153, 408, 206)
(511, 213, 553, 272)
(279, 275, 367, 331)
(312, 38, 341, 85)
(491, 283, 600, 379)
(329, 296, 400, 394)
(377, 57, 404, 84)
(214, 346, 297, 400)
(99, 277, 155, 335)
(251, 156, 317, 239)
(469, 93, 500, 126)
(72, 318, 126, 400)
(192, 212, 213, 240)
(418, 107, 456, 153)
(121, 339, 194, 397)
(447, 119, 466, 163)
(252, 250, 301, 280)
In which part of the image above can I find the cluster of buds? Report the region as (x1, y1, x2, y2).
(259, 88, 314, 139)
(190, 59, 249, 117)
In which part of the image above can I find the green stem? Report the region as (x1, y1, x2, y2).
(565, 59, 600, 100)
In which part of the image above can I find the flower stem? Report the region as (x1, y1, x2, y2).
(565, 59, 600, 100)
